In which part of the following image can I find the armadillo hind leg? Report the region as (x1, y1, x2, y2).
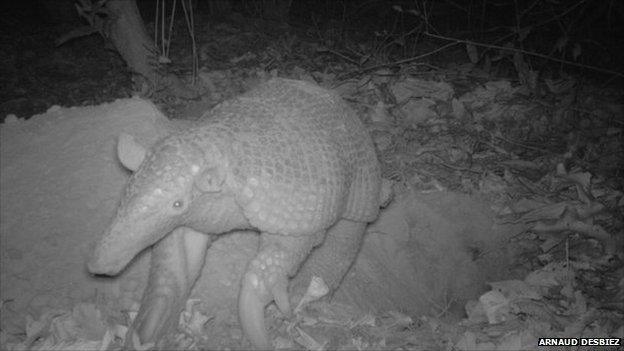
(290, 219, 366, 299)
(125, 227, 212, 350)
(238, 231, 324, 349)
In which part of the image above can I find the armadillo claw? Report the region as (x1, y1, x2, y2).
(125, 294, 178, 350)
(239, 271, 273, 350)
(271, 277, 290, 315)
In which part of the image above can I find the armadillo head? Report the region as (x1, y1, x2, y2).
(88, 133, 222, 275)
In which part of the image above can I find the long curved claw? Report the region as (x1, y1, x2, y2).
(124, 293, 178, 350)
(238, 272, 273, 350)
(271, 276, 290, 315)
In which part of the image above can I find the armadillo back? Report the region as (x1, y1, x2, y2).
(194, 79, 381, 235)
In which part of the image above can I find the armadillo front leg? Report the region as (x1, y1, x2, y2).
(239, 231, 323, 349)
(125, 227, 212, 350)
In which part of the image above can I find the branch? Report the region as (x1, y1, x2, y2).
(424, 32, 624, 78)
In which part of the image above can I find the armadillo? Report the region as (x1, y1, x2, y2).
(87, 78, 381, 349)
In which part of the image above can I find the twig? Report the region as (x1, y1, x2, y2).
(166, 0, 177, 58)
(180, 0, 198, 84)
(491, 134, 556, 154)
(338, 42, 459, 79)
(427, 152, 482, 174)
(321, 47, 360, 65)
(424, 32, 624, 78)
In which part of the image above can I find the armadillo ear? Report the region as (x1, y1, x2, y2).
(195, 167, 225, 192)
(117, 133, 147, 172)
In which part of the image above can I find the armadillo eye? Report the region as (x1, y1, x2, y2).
(173, 200, 184, 209)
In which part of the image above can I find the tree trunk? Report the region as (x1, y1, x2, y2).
(104, 0, 195, 98)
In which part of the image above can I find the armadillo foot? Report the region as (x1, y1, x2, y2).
(125, 293, 179, 350)
(125, 228, 211, 350)
(238, 245, 296, 349)
(238, 233, 313, 349)
(239, 232, 322, 349)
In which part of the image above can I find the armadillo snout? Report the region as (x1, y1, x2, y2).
(87, 257, 116, 275)
(87, 249, 126, 276)
(87, 235, 134, 276)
